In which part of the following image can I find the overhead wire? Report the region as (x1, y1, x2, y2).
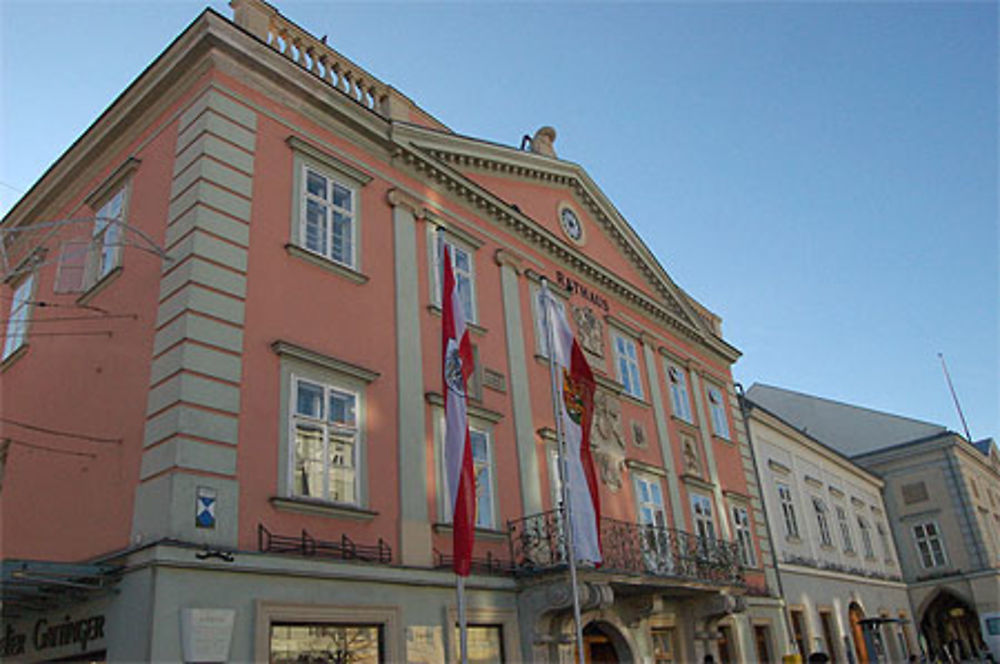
(0, 418, 121, 444)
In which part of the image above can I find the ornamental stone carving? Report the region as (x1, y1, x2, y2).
(594, 449, 625, 493)
(572, 305, 604, 358)
(631, 420, 647, 449)
(593, 390, 625, 452)
(682, 435, 701, 476)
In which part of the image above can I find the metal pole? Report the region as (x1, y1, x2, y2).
(457, 576, 468, 664)
(938, 353, 973, 442)
(541, 278, 586, 664)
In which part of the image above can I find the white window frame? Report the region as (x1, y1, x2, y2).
(665, 362, 693, 422)
(612, 330, 643, 399)
(3, 273, 35, 361)
(430, 233, 478, 324)
(690, 493, 716, 542)
(532, 285, 566, 359)
(299, 163, 359, 269)
(731, 503, 757, 567)
(876, 521, 893, 564)
(836, 505, 855, 553)
(913, 521, 948, 568)
(858, 516, 875, 559)
(91, 186, 128, 283)
(438, 418, 497, 530)
(777, 482, 800, 539)
(706, 385, 731, 439)
(288, 374, 362, 505)
(812, 497, 833, 547)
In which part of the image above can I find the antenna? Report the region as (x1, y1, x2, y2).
(938, 352, 973, 442)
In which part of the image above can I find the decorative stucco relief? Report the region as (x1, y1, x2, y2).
(591, 389, 626, 491)
(572, 305, 604, 358)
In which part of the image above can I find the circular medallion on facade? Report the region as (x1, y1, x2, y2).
(558, 203, 585, 245)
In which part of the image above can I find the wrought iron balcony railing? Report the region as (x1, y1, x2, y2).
(508, 510, 744, 587)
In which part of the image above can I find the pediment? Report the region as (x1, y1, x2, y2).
(390, 123, 736, 360)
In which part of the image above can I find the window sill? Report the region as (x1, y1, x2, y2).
(270, 496, 377, 521)
(671, 415, 699, 433)
(785, 535, 803, 544)
(619, 389, 650, 409)
(426, 304, 486, 336)
(285, 244, 369, 284)
(712, 433, 734, 446)
(819, 543, 835, 551)
(77, 265, 123, 306)
(433, 522, 508, 542)
(0, 343, 29, 373)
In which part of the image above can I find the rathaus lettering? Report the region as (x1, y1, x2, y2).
(556, 271, 610, 313)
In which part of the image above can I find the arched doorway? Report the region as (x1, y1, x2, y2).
(580, 621, 634, 664)
(848, 603, 870, 664)
(919, 590, 984, 661)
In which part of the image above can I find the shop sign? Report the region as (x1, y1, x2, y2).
(556, 270, 609, 313)
(1, 612, 106, 659)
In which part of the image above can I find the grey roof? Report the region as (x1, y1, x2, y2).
(973, 438, 997, 456)
(746, 384, 948, 456)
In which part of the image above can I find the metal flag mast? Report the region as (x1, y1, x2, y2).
(938, 352, 973, 443)
(540, 277, 587, 664)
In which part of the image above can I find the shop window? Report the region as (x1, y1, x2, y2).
(789, 609, 807, 660)
(2, 273, 35, 361)
(270, 623, 381, 664)
(753, 624, 773, 664)
(706, 385, 730, 439)
(666, 362, 693, 422)
(452, 624, 503, 663)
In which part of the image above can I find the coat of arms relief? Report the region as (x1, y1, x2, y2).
(572, 305, 604, 359)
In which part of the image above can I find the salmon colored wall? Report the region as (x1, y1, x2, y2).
(0, 78, 207, 561)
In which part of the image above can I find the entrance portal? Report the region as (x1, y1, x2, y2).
(919, 590, 985, 662)
(580, 621, 633, 664)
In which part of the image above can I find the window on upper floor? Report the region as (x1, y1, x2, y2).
(777, 482, 800, 539)
(666, 362, 693, 423)
(635, 474, 668, 530)
(690, 493, 716, 543)
(858, 516, 875, 559)
(290, 376, 362, 505)
(431, 235, 477, 324)
(913, 521, 947, 568)
(439, 421, 496, 530)
(876, 522, 894, 564)
(612, 331, 643, 399)
(836, 506, 855, 554)
(3, 273, 35, 362)
(731, 504, 757, 567)
(299, 164, 358, 268)
(91, 186, 128, 282)
(532, 285, 566, 359)
(706, 385, 730, 439)
(812, 497, 833, 547)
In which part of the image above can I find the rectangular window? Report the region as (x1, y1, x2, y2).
(290, 376, 360, 505)
(3, 274, 35, 361)
(270, 623, 381, 664)
(690, 493, 716, 542)
(836, 506, 854, 553)
(812, 497, 833, 547)
(666, 363, 693, 422)
(877, 522, 893, 564)
(533, 287, 565, 358)
(300, 165, 357, 268)
(707, 385, 730, 439)
(777, 483, 800, 539)
(470, 429, 495, 529)
(731, 504, 757, 567)
(651, 627, 677, 664)
(753, 625, 773, 664)
(452, 625, 503, 663)
(635, 474, 670, 571)
(432, 236, 476, 323)
(92, 186, 127, 281)
(913, 521, 947, 568)
(859, 517, 875, 559)
(612, 331, 643, 399)
(789, 610, 807, 661)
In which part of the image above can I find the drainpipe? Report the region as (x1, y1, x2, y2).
(735, 384, 797, 660)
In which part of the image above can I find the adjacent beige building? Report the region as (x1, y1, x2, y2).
(748, 384, 1000, 662)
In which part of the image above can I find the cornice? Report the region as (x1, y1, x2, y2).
(388, 136, 740, 363)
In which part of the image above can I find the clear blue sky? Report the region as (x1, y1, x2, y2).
(2, 1, 996, 441)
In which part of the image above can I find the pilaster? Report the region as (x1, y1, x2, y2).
(388, 189, 432, 566)
(495, 249, 542, 516)
(132, 87, 255, 548)
(689, 369, 732, 539)
(641, 336, 685, 529)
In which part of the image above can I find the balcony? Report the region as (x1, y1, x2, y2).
(508, 510, 744, 588)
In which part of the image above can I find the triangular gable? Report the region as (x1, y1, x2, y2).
(390, 122, 737, 360)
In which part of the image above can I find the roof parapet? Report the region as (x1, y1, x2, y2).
(230, 0, 448, 131)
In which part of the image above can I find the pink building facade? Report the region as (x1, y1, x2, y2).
(1, 2, 787, 661)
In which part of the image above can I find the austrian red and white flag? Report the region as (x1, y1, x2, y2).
(544, 289, 602, 564)
(442, 244, 476, 577)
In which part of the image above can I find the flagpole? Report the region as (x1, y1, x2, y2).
(440, 226, 470, 664)
(540, 277, 587, 664)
